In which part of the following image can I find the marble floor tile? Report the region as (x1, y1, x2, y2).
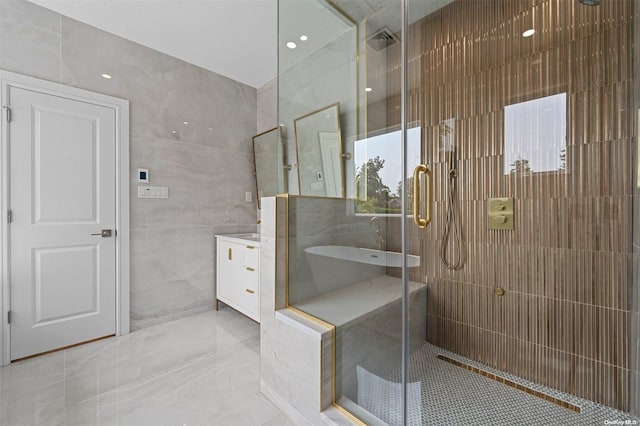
(0, 308, 293, 426)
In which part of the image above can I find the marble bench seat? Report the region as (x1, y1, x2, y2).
(293, 275, 428, 404)
(293, 275, 426, 328)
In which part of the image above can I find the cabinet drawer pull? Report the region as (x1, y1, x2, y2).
(246, 267, 255, 272)
(245, 289, 255, 294)
(228, 248, 232, 260)
(246, 245, 255, 249)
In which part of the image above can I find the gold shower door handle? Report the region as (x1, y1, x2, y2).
(412, 164, 432, 229)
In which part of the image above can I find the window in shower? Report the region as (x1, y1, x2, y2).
(504, 92, 567, 175)
(353, 127, 421, 215)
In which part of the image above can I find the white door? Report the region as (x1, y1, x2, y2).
(8, 86, 117, 360)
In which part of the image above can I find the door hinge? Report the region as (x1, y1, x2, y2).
(7, 209, 11, 223)
(3, 106, 11, 123)
(7, 311, 11, 324)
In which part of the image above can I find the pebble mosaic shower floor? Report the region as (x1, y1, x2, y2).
(374, 343, 640, 425)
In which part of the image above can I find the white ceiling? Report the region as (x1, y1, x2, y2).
(27, 0, 278, 89)
(26, 0, 455, 89)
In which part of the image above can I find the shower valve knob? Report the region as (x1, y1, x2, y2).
(487, 197, 514, 230)
(493, 215, 507, 224)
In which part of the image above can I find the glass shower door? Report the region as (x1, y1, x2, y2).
(279, 0, 639, 424)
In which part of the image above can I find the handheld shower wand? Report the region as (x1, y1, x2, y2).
(439, 146, 464, 270)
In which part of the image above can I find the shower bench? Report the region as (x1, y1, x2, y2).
(293, 275, 428, 403)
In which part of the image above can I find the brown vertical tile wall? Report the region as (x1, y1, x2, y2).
(385, 0, 637, 412)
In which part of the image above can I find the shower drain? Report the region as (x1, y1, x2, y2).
(436, 355, 582, 413)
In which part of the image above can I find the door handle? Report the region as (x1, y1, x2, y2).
(91, 229, 113, 237)
(412, 164, 432, 229)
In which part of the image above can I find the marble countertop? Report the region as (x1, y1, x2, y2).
(293, 275, 426, 328)
(215, 233, 261, 245)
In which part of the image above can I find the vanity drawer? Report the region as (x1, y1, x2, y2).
(244, 245, 260, 270)
(240, 270, 259, 317)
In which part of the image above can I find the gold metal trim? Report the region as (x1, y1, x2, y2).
(332, 403, 367, 426)
(436, 355, 581, 413)
(246, 267, 255, 272)
(245, 288, 255, 294)
(287, 306, 335, 330)
(324, 0, 357, 25)
(283, 194, 290, 308)
(228, 248, 232, 260)
(412, 164, 432, 228)
(246, 245, 255, 249)
(285, 193, 357, 202)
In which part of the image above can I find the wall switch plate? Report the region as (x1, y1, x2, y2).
(245, 191, 252, 202)
(138, 186, 169, 199)
(138, 168, 149, 183)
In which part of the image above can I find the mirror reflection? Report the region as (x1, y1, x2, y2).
(253, 127, 286, 208)
(294, 103, 345, 198)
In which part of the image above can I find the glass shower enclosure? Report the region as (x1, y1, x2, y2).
(278, 0, 640, 424)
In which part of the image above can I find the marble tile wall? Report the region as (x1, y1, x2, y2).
(257, 78, 277, 134)
(259, 197, 332, 425)
(381, 0, 639, 412)
(0, 0, 258, 328)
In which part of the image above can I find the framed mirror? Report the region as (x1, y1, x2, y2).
(294, 103, 345, 198)
(253, 126, 286, 208)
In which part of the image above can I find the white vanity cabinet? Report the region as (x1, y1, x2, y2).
(215, 234, 260, 323)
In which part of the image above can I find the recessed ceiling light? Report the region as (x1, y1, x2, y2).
(286, 41, 297, 49)
(522, 29, 536, 37)
(183, 121, 189, 125)
(171, 130, 177, 134)
(208, 127, 213, 131)
(364, 87, 373, 92)
(101, 73, 112, 79)
(300, 35, 308, 41)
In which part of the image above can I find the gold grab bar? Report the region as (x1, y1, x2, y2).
(412, 164, 432, 229)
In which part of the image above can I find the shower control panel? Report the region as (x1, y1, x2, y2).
(487, 197, 514, 230)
